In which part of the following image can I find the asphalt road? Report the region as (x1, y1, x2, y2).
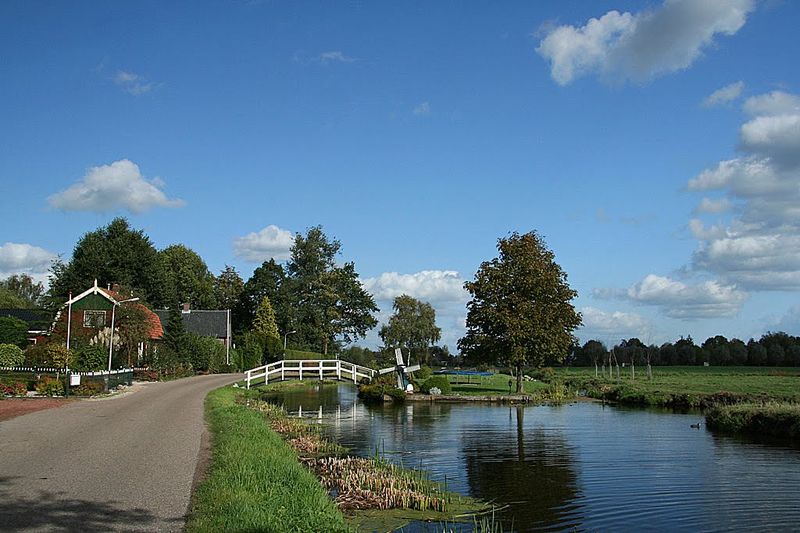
(0, 373, 239, 532)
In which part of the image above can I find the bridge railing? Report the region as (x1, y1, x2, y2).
(245, 359, 376, 389)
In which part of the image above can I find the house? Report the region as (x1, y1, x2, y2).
(0, 308, 53, 345)
(52, 280, 163, 356)
(154, 303, 232, 360)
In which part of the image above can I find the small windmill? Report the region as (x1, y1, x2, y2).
(378, 348, 421, 390)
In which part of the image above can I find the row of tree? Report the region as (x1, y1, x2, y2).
(573, 332, 800, 368)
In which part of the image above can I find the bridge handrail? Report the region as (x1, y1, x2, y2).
(244, 359, 377, 389)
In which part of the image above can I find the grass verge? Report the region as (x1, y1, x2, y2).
(705, 402, 800, 439)
(186, 386, 351, 532)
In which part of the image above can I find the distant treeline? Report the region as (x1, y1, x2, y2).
(571, 332, 800, 367)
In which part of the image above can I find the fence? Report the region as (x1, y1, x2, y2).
(244, 359, 376, 389)
(0, 367, 134, 392)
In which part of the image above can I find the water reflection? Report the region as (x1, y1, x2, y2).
(462, 406, 582, 531)
(267, 384, 800, 532)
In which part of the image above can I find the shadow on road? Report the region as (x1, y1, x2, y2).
(0, 476, 165, 532)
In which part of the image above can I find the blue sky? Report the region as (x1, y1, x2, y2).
(2, 0, 799, 350)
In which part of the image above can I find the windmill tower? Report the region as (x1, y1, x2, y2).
(378, 348, 421, 390)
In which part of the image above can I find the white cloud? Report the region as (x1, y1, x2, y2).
(362, 270, 467, 304)
(580, 306, 650, 338)
(623, 274, 747, 318)
(413, 102, 431, 116)
(687, 90, 800, 289)
(743, 91, 800, 117)
(536, 0, 754, 85)
(702, 81, 744, 107)
(233, 225, 294, 262)
(48, 160, 185, 213)
(114, 70, 156, 95)
(694, 197, 732, 214)
(0, 242, 56, 275)
(317, 51, 356, 64)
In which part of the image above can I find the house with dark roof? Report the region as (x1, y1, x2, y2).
(154, 303, 232, 362)
(0, 308, 53, 344)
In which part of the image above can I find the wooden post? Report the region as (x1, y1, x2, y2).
(337, 360, 341, 380)
(281, 362, 285, 381)
(246, 371, 251, 389)
(319, 360, 323, 380)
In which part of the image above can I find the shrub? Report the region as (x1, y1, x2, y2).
(529, 367, 556, 382)
(420, 376, 452, 395)
(0, 343, 25, 367)
(357, 383, 406, 402)
(73, 344, 107, 371)
(35, 377, 64, 396)
(415, 365, 433, 381)
(0, 316, 27, 348)
(73, 380, 105, 396)
(1, 381, 27, 396)
(133, 369, 160, 381)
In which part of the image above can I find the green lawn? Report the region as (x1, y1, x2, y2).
(186, 386, 351, 533)
(442, 373, 548, 396)
(556, 366, 800, 406)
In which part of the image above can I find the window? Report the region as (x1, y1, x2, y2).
(83, 310, 107, 328)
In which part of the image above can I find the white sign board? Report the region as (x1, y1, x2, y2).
(70, 374, 81, 386)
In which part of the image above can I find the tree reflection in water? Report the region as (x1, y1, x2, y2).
(463, 405, 582, 531)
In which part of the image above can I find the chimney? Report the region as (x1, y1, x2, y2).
(182, 302, 191, 313)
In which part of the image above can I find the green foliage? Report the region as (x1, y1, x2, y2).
(0, 287, 33, 308)
(186, 387, 350, 533)
(379, 295, 441, 365)
(420, 375, 452, 394)
(286, 226, 378, 354)
(35, 376, 64, 396)
(459, 231, 581, 393)
(158, 244, 217, 309)
(213, 265, 244, 311)
(415, 365, 433, 381)
(0, 274, 44, 307)
(252, 296, 280, 340)
(529, 367, 556, 382)
(73, 344, 107, 371)
(0, 316, 28, 348)
(47, 217, 166, 308)
(162, 308, 188, 357)
(116, 303, 152, 367)
(0, 343, 25, 367)
(238, 259, 287, 334)
(339, 346, 378, 368)
(73, 380, 106, 396)
(185, 333, 227, 373)
(284, 348, 333, 360)
(41, 343, 73, 369)
(706, 403, 800, 438)
(358, 383, 406, 402)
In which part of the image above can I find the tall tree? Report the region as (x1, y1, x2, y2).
(214, 265, 244, 311)
(379, 294, 441, 364)
(48, 218, 166, 307)
(0, 274, 44, 307)
(158, 244, 216, 309)
(286, 226, 377, 354)
(458, 231, 581, 393)
(0, 287, 30, 308)
(238, 259, 287, 333)
(252, 296, 280, 340)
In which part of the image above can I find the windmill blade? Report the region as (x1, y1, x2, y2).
(405, 364, 421, 373)
(378, 367, 396, 375)
(394, 348, 405, 366)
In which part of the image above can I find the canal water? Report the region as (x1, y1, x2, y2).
(266, 384, 800, 532)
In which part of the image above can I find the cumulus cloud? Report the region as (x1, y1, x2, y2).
(687, 89, 800, 289)
(413, 102, 431, 116)
(625, 274, 746, 318)
(580, 306, 650, 338)
(362, 270, 467, 304)
(48, 160, 185, 213)
(233, 225, 294, 262)
(317, 51, 356, 64)
(0, 242, 56, 275)
(693, 197, 732, 214)
(536, 0, 754, 85)
(114, 70, 157, 95)
(702, 81, 744, 107)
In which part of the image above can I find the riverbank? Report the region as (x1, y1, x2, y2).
(187, 386, 350, 532)
(191, 384, 487, 532)
(705, 402, 800, 439)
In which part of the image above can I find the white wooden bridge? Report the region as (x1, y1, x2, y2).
(244, 359, 376, 389)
